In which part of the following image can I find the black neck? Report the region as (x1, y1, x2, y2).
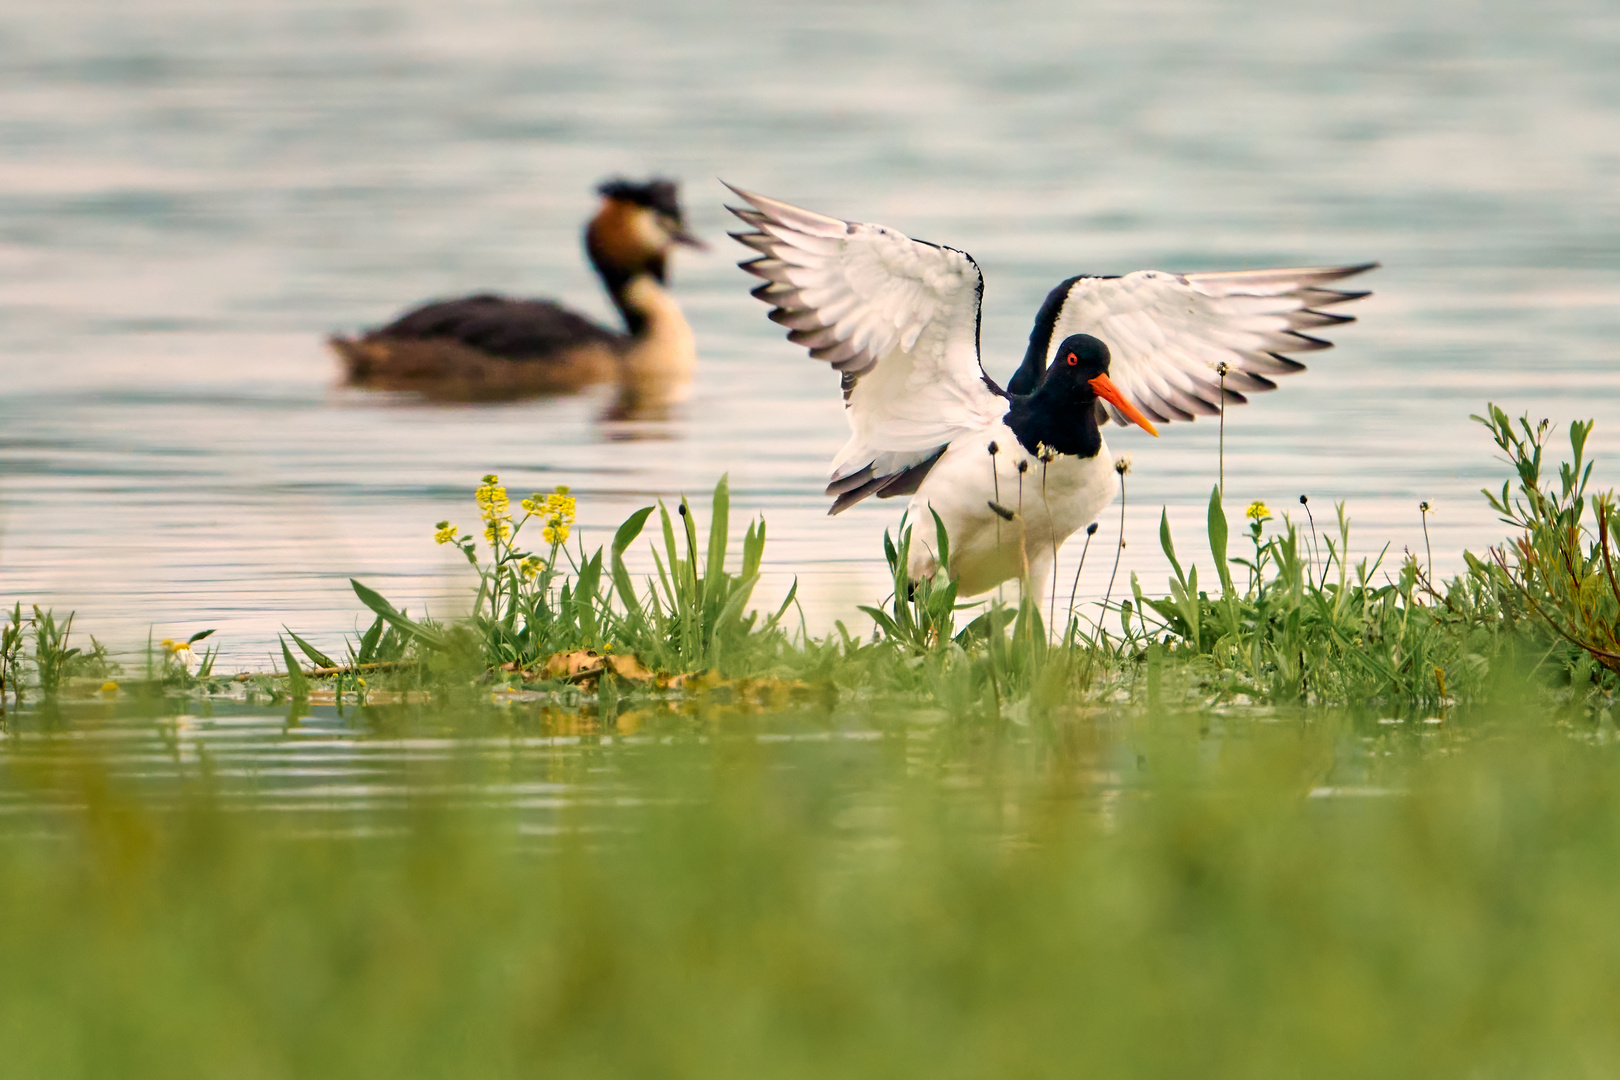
(1004, 381, 1101, 459)
(1007, 274, 1084, 397)
(587, 239, 664, 339)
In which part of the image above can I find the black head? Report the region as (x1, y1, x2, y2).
(595, 177, 702, 248)
(1004, 333, 1157, 458)
(1043, 334, 1113, 385)
(597, 177, 680, 216)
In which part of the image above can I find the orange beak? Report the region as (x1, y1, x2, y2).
(1088, 373, 1159, 436)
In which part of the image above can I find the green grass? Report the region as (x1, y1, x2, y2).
(2, 701, 1620, 1078)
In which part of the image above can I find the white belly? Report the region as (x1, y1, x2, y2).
(907, 423, 1118, 598)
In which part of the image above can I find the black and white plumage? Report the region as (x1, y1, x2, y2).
(725, 183, 1374, 599)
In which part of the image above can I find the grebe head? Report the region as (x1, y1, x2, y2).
(588, 177, 706, 286)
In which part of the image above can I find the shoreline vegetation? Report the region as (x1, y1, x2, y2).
(8, 407, 1620, 1078)
(3, 403, 1618, 723)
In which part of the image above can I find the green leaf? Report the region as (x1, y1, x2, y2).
(279, 636, 310, 699)
(761, 578, 799, 632)
(283, 627, 336, 669)
(186, 629, 217, 645)
(929, 507, 951, 573)
(706, 474, 731, 591)
(1160, 509, 1187, 587)
(1207, 485, 1235, 598)
(610, 506, 656, 614)
(350, 579, 449, 651)
(356, 616, 385, 665)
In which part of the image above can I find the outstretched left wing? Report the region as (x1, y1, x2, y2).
(725, 184, 1003, 512)
(1018, 265, 1375, 426)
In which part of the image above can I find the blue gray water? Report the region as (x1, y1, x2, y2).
(2, 0, 1619, 667)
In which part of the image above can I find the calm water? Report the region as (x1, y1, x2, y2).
(2, 0, 1619, 667)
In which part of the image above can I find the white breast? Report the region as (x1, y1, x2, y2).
(906, 421, 1117, 598)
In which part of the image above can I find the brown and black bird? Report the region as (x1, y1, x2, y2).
(330, 177, 705, 410)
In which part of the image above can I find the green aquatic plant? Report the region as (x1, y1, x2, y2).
(608, 475, 797, 674)
(859, 508, 959, 654)
(0, 603, 23, 712)
(339, 474, 797, 680)
(30, 606, 81, 699)
(1127, 484, 1495, 705)
(1470, 404, 1620, 683)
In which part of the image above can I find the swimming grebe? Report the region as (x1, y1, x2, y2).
(725, 183, 1374, 600)
(330, 178, 705, 406)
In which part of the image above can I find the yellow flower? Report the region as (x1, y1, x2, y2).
(519, 555, 545, 580)
(485, 519, 512, 544)
(356, 678, 366, 688)
(475, 478, 509, 521)
(533, 485, 576, 545)
(100, 680, 118, 694)
(434, 521, 459, 545)
(159, 638, 175, 651)
(1246, 500, 1271, 522)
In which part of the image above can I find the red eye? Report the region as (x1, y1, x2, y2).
(1065, 353, 1077, 366)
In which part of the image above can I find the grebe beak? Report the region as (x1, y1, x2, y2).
(1088, 372, 1159, 436)
(672, 227, 708, 251)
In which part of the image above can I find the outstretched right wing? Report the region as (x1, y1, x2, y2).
(725, 184, 1003, 513)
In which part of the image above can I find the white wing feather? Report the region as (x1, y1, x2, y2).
(726, 185, 1001, 496)
(1044, 266, 1374, 426)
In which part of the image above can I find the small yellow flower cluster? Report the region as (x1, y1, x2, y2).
(519, 555, 545, 580)
(476, 475, 510, 520)
(434, 520, 459, 545)
(158, 638, 191, 655)
(477, 475, 515, 546)
(534, 485, 575, 547)
(1246, 500, 1271, 523)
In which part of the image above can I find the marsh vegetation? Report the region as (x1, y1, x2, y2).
(5, 404, 1620, 1077)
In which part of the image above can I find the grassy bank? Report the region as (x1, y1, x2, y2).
(2, 403, 1616, 723)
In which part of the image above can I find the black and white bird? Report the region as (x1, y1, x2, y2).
(331, 178, 705, 411)
(725, 183, 1374, 600)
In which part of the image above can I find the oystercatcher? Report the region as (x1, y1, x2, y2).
(725, 184, 1373, 599)
(331, 178, 706, 409)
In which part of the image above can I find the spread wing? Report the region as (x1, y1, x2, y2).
(725, 184, 1002, 513)
(1025, 265, 1375, 426)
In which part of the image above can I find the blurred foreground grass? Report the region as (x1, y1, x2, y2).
(3, 702, 1620, 1078)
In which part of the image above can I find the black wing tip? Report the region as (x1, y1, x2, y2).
(1305, 308, 1357, 326)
